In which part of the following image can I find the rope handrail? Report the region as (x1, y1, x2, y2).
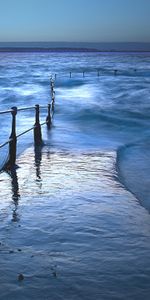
(0, 105, 50, 115)
(0, 78, 56, 169)
(0, 104, 53, 147)
(18, 105, 49, 112)
(16, 127, 35, 139)
(0, 138, 13, 149)
(16, 125, 36, 139)
(16, 120, 48, 139)
(0, 109, 14, 115)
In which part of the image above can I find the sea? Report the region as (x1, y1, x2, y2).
(0, 48, 150, 299)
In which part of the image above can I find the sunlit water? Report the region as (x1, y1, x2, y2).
(0, 52, 150, 299)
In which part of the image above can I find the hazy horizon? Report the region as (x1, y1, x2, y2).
(0, 41, 150, 51)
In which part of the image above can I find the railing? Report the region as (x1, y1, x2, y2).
(0, 78, 55, 170)
(54, 68, 139, 79)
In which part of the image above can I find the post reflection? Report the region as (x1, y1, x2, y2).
(34, 145, 42, 188)
(6, 145, 43, 221)
(7, 167, 20, 222)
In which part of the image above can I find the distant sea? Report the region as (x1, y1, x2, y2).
(0, 41, 150, 51)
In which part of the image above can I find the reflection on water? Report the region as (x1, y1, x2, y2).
(6, 168, 20, 222)
(0, 145, 43, 222)
(34, 145, 42, 181)
(0, 146, 120, 219)
(0, 147, 150, 300)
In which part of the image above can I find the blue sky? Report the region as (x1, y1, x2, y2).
(0, 0, 149, 42)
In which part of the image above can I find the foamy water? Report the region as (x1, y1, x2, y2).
(0, 52, 150, 299)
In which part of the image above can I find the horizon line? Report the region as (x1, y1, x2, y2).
(0, 41, 150, 44)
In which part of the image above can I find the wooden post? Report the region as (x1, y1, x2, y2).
(34, 105, 42, 145)
(83, 71, 85, 77)
(51, 80, 54, 95)
(51, 87, 54, 96)
(52, 100, 55, 112)
(70, 72, 72, 78)
(97, 70, 100, 76)
(46, 104, 52, 129)
(51, 79, 54, 87)
(7, 106, 17, 168)
(52, 92, 55, 102)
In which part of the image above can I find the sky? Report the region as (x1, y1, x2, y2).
(0, 0, 149, 42)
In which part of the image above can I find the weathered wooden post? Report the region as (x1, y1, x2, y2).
(70, 72, 72, 78)
(34, 105, 42, 145)
(46, 104, 52, 129)
(51, 80, 54, 88)
(7, 106, 17, 168)
(52, 92, 55, 102)
(51, 80, 55, 95)
(55, 74, 57, 80)
(52, 99, 55, 112)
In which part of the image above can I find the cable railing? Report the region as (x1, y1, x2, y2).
(0, 78, 55, 170)
(52, 68, 150, 79)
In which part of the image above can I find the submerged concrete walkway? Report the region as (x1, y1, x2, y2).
(0, 146, 150, 300)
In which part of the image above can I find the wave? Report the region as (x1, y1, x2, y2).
(59, 103, 149, 131)
(116, 139, 150, 212)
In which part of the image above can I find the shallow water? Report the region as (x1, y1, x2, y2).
(0, 52, 150, 299)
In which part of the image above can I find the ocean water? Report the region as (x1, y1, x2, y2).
(0, 51, 150, 299)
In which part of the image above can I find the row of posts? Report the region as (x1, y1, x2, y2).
(6, 78, 55, 169)
(54, 69, 137, 80)
(55, 71, 117, 79)
(69, 70, 118, 78)
(68, 69, 136, 78)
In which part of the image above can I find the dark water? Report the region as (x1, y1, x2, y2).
(0, 41, 150, 51)
(0, 52, 150, 299)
